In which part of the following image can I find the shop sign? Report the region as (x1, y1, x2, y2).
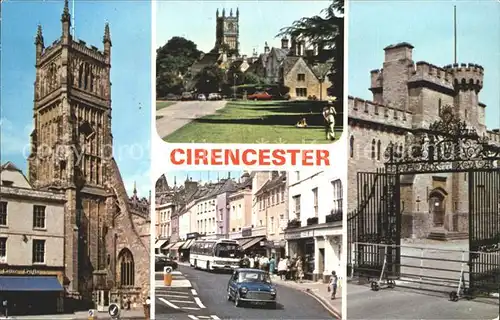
(186, 232, 199, 239)
(284, 232, 301, 240)
(300, 230, 313, 238)
(0, 268, 41, 275)
(242, 228, 252, 238)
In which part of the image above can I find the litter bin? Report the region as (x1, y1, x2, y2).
(163, 266, 173, 286)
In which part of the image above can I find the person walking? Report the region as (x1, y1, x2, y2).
(322, 98, 337, 141)
(329, 271, 339, 300)
(269, 255, 276, 275)
(254, 255, 260, 269)
(295, 256, 304, 283)
(277, 257, 287, 280)
(249, 255, 255, 268)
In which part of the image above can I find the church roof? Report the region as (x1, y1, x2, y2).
(0, 161, 22, 172)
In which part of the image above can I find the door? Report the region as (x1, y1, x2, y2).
(228, 272, 239, 297)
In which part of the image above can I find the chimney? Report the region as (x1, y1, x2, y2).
(281, 37, 289, 50)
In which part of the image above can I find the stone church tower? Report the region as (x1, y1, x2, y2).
(215, 8, 239, 54)
(27, 1, 150, 303)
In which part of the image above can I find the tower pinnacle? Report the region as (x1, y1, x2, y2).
(35, 24, 44, 46)
(61, 0, 71, 22)
(230, 8, 233, 16)
(103, 22, 111, 44)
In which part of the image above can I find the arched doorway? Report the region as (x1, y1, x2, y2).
(428, 188, 447, 228)
(117, 248, 135, 288)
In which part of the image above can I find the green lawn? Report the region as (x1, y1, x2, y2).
(164, 100, 343, 144)
(156, 101, 176, 111)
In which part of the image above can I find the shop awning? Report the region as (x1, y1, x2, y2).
(164, 243, 175, 250)
(181, 239, 195, 250)
(237, 238, 253, 247)
(241, 236, 266, 251)
(155, 239, 169, 249)
(170, 241, 185, 250)
(0, 276, 64, 292)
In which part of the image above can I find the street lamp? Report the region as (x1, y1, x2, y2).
(233, 74, 238, 99)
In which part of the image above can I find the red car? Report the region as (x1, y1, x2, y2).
(248, 91, 273, 101)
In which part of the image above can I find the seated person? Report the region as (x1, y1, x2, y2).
(296, 118, 308, 128)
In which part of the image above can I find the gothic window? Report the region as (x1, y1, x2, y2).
(371, 139, 376, 159)
(350, 136, 354, 158)
(90, 71, 94, 92)
(118, 248, 135, 287)
(78, 63, 84, 88)
(438, 98, 442, 115)
(377, 140, 381, 160)
(84, 64, 89, 90)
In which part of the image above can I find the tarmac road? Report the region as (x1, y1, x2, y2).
(155, 265, 335, 320)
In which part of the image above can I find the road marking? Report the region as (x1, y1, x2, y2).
(191, 288, 198, 296)
(188, 316, 198, 320)
(156, 290, 190, 295)
(156, 294, 190, 299)
(211, 316, 221, 320)
(182, 307, 201, 310)
(158, 297, 179, 309)
(194, 296, 206, 308)
(169, 300, 195, 304)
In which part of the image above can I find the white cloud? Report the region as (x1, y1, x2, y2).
(0, 117, 33, 157)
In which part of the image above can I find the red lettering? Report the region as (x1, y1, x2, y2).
(211, 149, 223, 165)
(271, 149, 286, 166)
(242, 149, 257, 165)
(227, 149, 239, 165)
(302, 150, 314, 166)
(316, 150, 330, 165)
(194, 149, 208, 165)
(170, 149, 184, 165)
(288, 149, 300, 166)
(259, 149, 271, 165)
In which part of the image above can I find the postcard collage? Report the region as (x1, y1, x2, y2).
(1, 0, 499, 319)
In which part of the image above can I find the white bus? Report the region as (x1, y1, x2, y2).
(189, 239, 244, 271)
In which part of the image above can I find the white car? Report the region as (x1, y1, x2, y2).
(208, 93, 221, 100)
(198, 94, 206, 101)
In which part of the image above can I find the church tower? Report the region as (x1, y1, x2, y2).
(215, 8, 239, 55)
(28, 0, 114, 298)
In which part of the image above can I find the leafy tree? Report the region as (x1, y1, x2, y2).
(194, 66, 225, 94)
(276, 0, 344, 99)
(156, 37, 203, 97)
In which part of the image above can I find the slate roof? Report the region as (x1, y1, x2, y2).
(282, 56, 301, 77)
(255, 171, 286, 196)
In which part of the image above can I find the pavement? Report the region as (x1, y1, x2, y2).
(155, 100, 227, 139)
(0, 309, 146, 319)
(155, 265, 337, 319)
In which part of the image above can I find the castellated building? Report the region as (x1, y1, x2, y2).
(0, 1, 150, 314)
(348, 42, 500, 240)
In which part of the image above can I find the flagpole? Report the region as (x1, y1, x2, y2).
(71, 0, 76, 39)
(454, 5, 457, 64)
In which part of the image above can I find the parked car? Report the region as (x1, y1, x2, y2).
(197, 94, 206, 101)
(181, 92, 193, 101)
(247, 91, 273, 101)
(227, 268, 277, 308)
(155, 254, 178, 272)
(208, 93, 222, 100)
(164, 93, 179, 101)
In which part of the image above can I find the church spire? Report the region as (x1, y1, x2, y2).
(133, 181, 137, 195)
(103, 22, 111, 44)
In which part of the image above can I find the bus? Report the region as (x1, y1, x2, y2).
(189, 239, 244, 271)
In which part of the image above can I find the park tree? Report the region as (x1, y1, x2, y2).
(277, 0, 344, 99)
(156, 36, 203, 97)
(194, 65, 225, 94)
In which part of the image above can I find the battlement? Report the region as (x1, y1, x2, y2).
(487, 129, 500, 145)
(40, 39, 62, 60)
(444, 63, 484, 91)
(407, 61, 455, 92)
(348, 96, 412, 129)
(72, 40, 106, 62)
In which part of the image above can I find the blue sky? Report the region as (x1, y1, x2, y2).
(156, 0, 332, 54)
(349, 0, 500, 129)
(1, 0, 151, 197)
(160, 171, 244, 187)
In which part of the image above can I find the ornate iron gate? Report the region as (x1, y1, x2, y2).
(468, 169, 500, 295)
(348, 169, 400, 279)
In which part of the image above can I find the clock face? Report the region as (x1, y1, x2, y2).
(227, 22, 234, 31)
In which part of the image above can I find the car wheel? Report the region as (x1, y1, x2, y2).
(234, 293, 241, 307)
(227, 288, 232, 301)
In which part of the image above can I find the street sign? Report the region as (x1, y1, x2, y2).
(164, 266, 173, 274)
(108, 303, 120, 319)
(88, 309, 94, 317)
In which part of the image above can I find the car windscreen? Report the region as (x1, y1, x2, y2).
(238, 272, 271, 284)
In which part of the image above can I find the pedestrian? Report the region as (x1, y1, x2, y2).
(295, 256, 304, 283)
(249, 255, 255, 268)
(260, 255, 269, 272)
(329, 271, 338, 300)
(322, 98, 337, 141)
(2, 299, 7, 318)
(254, 255, 260, 269)
(269, 255, 276, 275)
(239, 254, 250, 268)
(277, 257, 287, 280)
(285, 256, 292, 280)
